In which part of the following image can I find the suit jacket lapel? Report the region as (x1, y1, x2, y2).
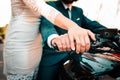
(71, 7, 82, 26)
(71, 7, 78, 22)
(56, 1, 70, 18)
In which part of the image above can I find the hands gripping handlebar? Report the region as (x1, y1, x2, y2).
(52, 28, 120, 54)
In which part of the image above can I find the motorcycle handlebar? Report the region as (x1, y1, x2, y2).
(52, 28, 120, 53)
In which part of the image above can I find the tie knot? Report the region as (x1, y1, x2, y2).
(66, 8, 69, 11)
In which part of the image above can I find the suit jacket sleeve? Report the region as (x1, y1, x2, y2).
(77, 8, 107, 33)
(40, 16, 58, 46)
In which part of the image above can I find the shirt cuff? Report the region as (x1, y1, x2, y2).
(47, 34, 59, 48)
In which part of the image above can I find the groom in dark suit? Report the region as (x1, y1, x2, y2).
(37, 0, 106, 80)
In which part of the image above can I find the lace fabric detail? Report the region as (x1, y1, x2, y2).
(23, 0, 60, 23)
(11, 0, 25, 16)
(11, 0, 60, 23)
(7, 66, 38, 80)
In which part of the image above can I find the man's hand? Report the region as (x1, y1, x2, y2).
(68, 27, 96, 54)
(51, 34, 71, 51)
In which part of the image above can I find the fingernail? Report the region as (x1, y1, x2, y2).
(76, 51, 79, 54)
(72, 47, 75, 51)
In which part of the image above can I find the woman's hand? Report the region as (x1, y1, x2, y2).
(68, 27, 96, 54)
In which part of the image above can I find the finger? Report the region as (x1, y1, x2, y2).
(64, 34, 71, 51)
(84, 35, 90, 52)
(79, 36, 86, 53)
(68, 34, 75, 51)
(88, 30, 96, 41)
(57, 40, 63, 51)
(52, 39, 62, 51)
(61, 35, 67, 51)
(75, 36, 81, 54)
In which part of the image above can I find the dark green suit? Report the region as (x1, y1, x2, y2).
(37, 1, 106, 80)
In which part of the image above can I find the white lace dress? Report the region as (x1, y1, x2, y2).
(3, 0, 60, 79)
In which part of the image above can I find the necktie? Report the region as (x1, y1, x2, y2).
(66, 8, 71, 19)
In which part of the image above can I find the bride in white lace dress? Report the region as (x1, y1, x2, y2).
(3, 0, 95, 80)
